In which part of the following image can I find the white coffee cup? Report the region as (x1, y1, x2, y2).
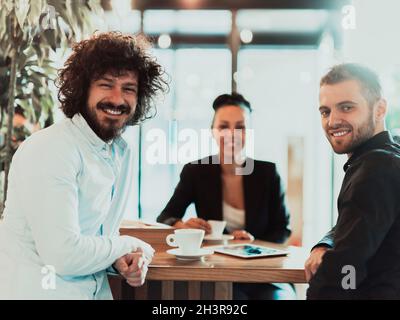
(166, 229, 205, 254)
(208, 220, 227, 238)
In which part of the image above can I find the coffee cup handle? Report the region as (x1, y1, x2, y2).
(166, 234, 177, 247)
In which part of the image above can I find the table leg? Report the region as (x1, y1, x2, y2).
(121, 279, 134, 300)
(188, 281, 201, 300)
(134, 281, 149, 300)
(161, 280, 174, 300)
(214, 282, 233, 300)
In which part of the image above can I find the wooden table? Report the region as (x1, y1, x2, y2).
(110, 240, 308, 300)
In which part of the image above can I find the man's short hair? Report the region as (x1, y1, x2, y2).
(320, 63, 382, 107)
(57, 32, 168, 125)
(212, 92, 252, 112)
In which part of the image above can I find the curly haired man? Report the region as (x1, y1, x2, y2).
(0, 32, 167, 299)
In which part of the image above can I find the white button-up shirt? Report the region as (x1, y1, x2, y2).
(0, 114, 153, 299)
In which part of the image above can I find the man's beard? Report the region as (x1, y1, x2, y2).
(82, 102, 133, 142)
(329, 111, 375, 155)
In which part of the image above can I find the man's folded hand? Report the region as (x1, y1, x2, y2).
(113, 248, 152, 287)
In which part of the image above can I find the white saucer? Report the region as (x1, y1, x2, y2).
(166, 248, 214, 260)
(204, 234, 234, 241)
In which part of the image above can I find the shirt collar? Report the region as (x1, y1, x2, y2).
(71, 113, 128, 153)
(343, 131, 394, 172)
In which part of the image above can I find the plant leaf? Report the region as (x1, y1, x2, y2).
(0, 6, 8, 41)
(15, 0, 30, 30)
(27, 0, 45, 27)
(1, 0, 14, 14)
(43, 29, 57, 52)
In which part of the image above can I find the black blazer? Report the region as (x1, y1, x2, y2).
(157, 156, 291, 243)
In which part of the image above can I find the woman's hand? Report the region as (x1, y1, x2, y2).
(173, 218, 212, 234)
(231, 229, 255, 241)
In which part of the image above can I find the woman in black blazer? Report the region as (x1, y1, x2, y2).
(157, 93, 294, 299)
(157, 155, 291, 242)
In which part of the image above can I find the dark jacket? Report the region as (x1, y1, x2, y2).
(157, 156, 291, 243)
(307, 131, 400, 299)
